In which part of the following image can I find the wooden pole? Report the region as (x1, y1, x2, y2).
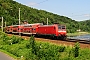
(19, 8, 21, 36)
(19, 8, 20, 25)
(5, 21, 6, 27)
(47, 18, 48, 25)
(2, 17, 3, 32)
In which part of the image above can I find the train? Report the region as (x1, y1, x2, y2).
(5, 23, 67, 40)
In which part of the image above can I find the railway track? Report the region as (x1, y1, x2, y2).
(7, 33, 90, 48)
(66, 38, 90, 44)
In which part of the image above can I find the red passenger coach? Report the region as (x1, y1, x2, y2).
(37, 24, 66, 39)
(5, 25, 24, 33)
(11, 25, 24, 33)
(5, 26, 13, 33)
(22, 23, 43, 35)
(12, 25, 18, 32)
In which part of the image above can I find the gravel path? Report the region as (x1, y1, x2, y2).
(0, 52, 14, 60)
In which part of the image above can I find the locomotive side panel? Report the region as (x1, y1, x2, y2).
(37, 25, 57, 36)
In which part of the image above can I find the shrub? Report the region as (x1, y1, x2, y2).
(11, 35, 23, 44)
(0, 33, 11, 45)
(26, 35, 35, 48)
(26, 35, 37, 55)
(73, 42, 80, 57)
(24, 49, 37, 60)
(58, 46, 66, 52)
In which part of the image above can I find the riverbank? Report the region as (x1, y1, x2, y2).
(67, 32, 90, 37)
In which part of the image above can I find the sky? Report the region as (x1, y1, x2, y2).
(13, 0, 90, 21)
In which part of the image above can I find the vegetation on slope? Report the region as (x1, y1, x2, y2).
(0, 0, 90, 32)
(79, 20, 90, 32)
(1, 32, 90, 60)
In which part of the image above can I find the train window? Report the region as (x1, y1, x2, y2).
(62, 26, 65, 29)
(29, 25, 32, 27)
(58, 26, 61, 29)
(24, 25, 32, 27)
(33, 28, 36, 30)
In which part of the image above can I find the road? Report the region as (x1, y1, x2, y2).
(0, 52, 13, 60)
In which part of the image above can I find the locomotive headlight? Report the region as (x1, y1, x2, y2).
(58, 30, 66, 36)
(58, 31, 66, 32)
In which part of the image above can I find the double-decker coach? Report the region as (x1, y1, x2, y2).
(5, 26, 13, 33)
(22, 23, 43, 35)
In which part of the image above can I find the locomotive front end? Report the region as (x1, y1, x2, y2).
(57, 25, 67, 39)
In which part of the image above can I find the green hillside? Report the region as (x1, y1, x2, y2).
(79, 20, 90, 32)
(0, 0, 90, 33)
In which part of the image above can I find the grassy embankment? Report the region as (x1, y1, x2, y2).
(67, 32, 90, 37)
(0, 32, 90, 60)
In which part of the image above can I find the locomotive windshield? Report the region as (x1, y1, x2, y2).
(62, 26, 65, 29)
(58, 25, 61, 29)
(58, 25, 65, 29)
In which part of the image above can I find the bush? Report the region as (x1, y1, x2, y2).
(11, 35, 24, 44)
(25, 49, 37, 60)
(58, 46, 66, 52)
(26, 35, 37, 55)
(68, 42, 80, 58)
(0, 33, 11, 45)
(73, 42, 80, 57)
(26, 35, 35, 48)
(36, 44, 60, 60)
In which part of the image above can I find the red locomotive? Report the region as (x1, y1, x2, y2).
(5, 23, 66, 39)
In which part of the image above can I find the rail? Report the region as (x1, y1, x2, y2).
(6, 33, 90, 44)
(66, 38, 90, 44)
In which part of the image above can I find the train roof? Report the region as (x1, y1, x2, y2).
(7, 23, 43, 27)
(40, 24, 65, 27)
(22, 23, 43, 26)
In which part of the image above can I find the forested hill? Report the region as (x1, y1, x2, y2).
(79, 20, 90, 32)
(0, 0, 90, 32)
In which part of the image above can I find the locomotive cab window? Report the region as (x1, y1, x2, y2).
(62, 26, 65, 29)
(58, 25, 61, 29)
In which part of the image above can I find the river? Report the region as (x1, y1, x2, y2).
(68, 34, 90, 41)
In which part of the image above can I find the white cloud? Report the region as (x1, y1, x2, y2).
(28, 2, 37, 6)
(84, 14, 90, 17)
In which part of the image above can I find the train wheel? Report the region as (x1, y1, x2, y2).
(62, 36, 67, 40)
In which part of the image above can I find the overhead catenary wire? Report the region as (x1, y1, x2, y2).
(37, 0, 48, 4)
(28, 0, 90, 17)
(69, 13, 90, 17)
(29, 0, 49, 6)
(28, 0, 90, 20)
